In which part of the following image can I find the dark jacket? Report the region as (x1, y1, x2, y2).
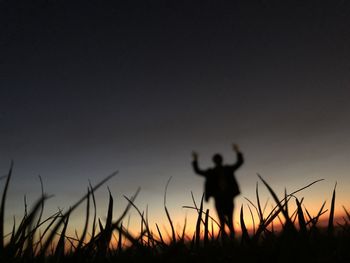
(192, 152, 244, 201)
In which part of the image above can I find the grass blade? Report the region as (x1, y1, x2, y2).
(240, 205, 249, 244)
(40, 172, 116, 256)
(195, 194, 204, 248)
(89, 182, 97, 241)
(256, 182, 263, 222)
(164, 177, 176, 243)
(0, 161, 13, 252)
(104, 189, 114, 247)
(76, 188, 90, 251)
(123, 194, 151, 243)
(182, 206, 221, 228)
(34, 211, 61, 255)
(328, 183, 337, 235)
(342, 206, 350, 222)
(295, 198, 306, 235)
(113, 188, 140, 227)
(247, 204, 256, 235)
(284, 188, 289, 219)
(204, 209, 209, 245)
(181, 216, 187, 241)
(10, 195, 50, 255)
(289, 179, 324, 196)
(54, 211, 70, 259)
(35, 175, 45, 230)
(155, 224, 165, 246)
(117, 222, 123, 252)
(257, 174, 294, 229)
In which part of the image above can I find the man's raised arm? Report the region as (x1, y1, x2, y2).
(231, 144, 244, 170)
(191, 151, 207, 176)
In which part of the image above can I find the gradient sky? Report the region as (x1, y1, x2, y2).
(1, 0, 350, 235)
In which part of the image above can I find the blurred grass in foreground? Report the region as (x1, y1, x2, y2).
(0, 161, 349, 263)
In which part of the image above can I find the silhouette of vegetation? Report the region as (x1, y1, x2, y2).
(0, 162, 349, 263)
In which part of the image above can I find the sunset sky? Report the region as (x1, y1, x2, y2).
(1, 0, 350, 235)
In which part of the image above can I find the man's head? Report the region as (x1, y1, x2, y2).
(212, 153, 223, 166)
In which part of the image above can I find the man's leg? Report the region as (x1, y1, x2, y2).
(225, 200, 235, 238)
(215, 199, 227, 239)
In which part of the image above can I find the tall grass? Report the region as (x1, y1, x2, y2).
(0, 163, 349, 263)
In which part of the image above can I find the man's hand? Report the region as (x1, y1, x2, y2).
(232, 144, 240, 152)
(192, 151, 198, 161)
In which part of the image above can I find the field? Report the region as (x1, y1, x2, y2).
(0, 161, 349, 263)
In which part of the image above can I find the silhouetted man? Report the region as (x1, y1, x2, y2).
(192, 144, 244, 239)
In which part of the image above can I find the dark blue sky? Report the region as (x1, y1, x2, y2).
(1, 0, 350, 231)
